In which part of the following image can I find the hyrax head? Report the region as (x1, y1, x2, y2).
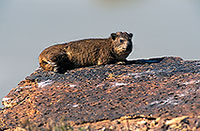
(110, 32, 133, 60)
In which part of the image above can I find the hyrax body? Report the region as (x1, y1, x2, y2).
(39, 32, 133, 73)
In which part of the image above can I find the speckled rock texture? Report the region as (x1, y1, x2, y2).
(0, 57, 200, 130)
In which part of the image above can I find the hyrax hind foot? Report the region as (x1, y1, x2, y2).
(40, 60, 58, 72)
(39, 59, 62, 73)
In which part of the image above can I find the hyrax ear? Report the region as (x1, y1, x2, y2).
(129, 33, 133, 38)
(111, 33, 117, 40)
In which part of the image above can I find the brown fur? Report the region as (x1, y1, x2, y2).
(39, 32, 133, 73)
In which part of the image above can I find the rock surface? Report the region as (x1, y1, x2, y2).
(0, 57, 200, 130)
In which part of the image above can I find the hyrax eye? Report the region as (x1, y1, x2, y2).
(120, 39, 124, 43)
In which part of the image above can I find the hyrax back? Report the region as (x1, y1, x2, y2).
(39, 32, 133, 73)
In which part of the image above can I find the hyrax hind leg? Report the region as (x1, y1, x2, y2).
(39, 53, 70, 74)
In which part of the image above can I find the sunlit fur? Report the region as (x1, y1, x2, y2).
(39, 32, 133, 73)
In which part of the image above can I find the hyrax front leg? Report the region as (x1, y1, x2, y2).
(97, 56, 112, 65)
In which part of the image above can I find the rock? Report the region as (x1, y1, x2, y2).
(0, 57, 200, 130)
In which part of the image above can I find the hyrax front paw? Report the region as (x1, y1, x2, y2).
(116, 61, 127, 65)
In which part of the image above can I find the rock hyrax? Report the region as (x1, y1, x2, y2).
(39, 32, 133, 73)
